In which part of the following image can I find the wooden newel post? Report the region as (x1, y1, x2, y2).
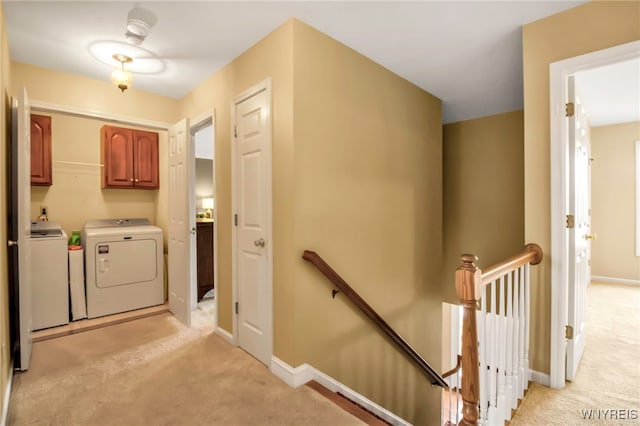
(455, 254, 482, 426)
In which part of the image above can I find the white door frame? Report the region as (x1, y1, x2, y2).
(231, 78, 273, 363)
(190, 110, 218, 331)
(549, 40, 640, 389)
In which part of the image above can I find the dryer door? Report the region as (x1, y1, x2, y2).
(96, 239, 158, 288)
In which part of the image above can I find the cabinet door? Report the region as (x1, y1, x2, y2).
(133, 130, 159, 189)
(102, 125, 133, 188)
(30, 114, 52, 186)
(196, 221, 214, 301)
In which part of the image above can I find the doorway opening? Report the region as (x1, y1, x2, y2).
(191, 118, 217, 329)
(549, 40, 640, 389)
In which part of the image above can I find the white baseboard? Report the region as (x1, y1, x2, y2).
(528, 369, 550, 387)
(592, 276, 640, 286)
(270, 356, 411, 426)
(215, 327, 235, 345)
(1, 362, 13, 426)
(270, 356, 314, 388)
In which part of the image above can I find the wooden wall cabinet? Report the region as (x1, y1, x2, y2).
(31, 114, 52, 186)
(196, 221, 215, 301)
(101, 125, 159, 189)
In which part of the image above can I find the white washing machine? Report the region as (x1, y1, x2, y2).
(31, 221, 69, 330)
(82, 218, 164, 319)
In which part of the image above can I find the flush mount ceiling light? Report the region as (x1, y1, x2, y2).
(111, 54, 133, 92)
(125, 7, 157, 46)
(89, 41, 165, 75)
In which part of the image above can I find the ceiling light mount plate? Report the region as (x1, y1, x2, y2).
(112, 53, 133, 64)
(125, 31, 145, 46)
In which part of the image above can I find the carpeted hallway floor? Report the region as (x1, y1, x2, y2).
(8, 313, 365, 426)
(510, 282, 640, 425)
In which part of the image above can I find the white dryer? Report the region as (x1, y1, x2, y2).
(82, 218, 164, 319)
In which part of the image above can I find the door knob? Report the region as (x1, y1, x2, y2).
(584, 233, 597, 241)
(7, 240, 17, 247)
(254, 238, 266, 248)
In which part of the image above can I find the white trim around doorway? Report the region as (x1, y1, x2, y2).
(549, 40, 640, 390)
(190, 110, 219, 334)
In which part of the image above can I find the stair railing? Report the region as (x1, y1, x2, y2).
(442, 354, 462, 425)
(455, 244, 543, 425)
(302, 250, 448, 388)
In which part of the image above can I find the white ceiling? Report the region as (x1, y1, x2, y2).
(4, 1, 591, 124)
(575, 58, 640, 127)
(195, 125, 214, 160)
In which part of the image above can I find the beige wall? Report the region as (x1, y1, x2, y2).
(591, 122, 640, 281)
(179, 19, 295, 337)
(523, 1, 640, 373)
(29, 112, 166, 238)
(11, 62, 179, 124)
(0, 2, 11, 414)
(443, 110, 525, 302)
(291, 20, 443, 424)
(180, 18, 444, 424)
(12, 63, 180, 249)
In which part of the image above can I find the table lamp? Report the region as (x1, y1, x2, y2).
(202, 198, 214, 218)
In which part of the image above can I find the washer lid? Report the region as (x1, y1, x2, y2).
(31, 221, 63, 238)
(84, 218, 151, 228)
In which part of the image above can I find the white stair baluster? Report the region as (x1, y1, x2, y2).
(487, 280, 498, 425)
(497, 274, 507, 423)
(505, 271, 514, 418)
(511, 267, 520, 410)
(450, 383, 454, 425)
(524, 263, 530, 391)
(518, 266, 526, 399)
(456, 371, 460, 425)
(479, 292, 488, 424)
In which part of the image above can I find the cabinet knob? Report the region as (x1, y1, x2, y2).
(129, 178, 134, 182)
(135, 178, 139, 182)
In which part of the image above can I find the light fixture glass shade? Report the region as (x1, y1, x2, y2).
(202, 198, 214, 219)
(111, 67, 132, 92)
(202, 198, 214, 210)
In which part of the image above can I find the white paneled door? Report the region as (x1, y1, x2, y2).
(566, 76, 591, 381)
(233, 81, 272, 366)
(10, 88, 32, 370)
(168, 118, 194, 326)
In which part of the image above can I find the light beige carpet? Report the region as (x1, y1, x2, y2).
(511, 282, 640, 425)
(8, 313, 365, 426)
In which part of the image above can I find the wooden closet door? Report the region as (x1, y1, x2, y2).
(30, 114, 52, 186)
(133, 130, 159, 189)
(102, 125, 134, 188)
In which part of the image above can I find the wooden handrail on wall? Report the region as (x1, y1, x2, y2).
(455, 243, 543, 426)
(302, 250, 448, 388)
